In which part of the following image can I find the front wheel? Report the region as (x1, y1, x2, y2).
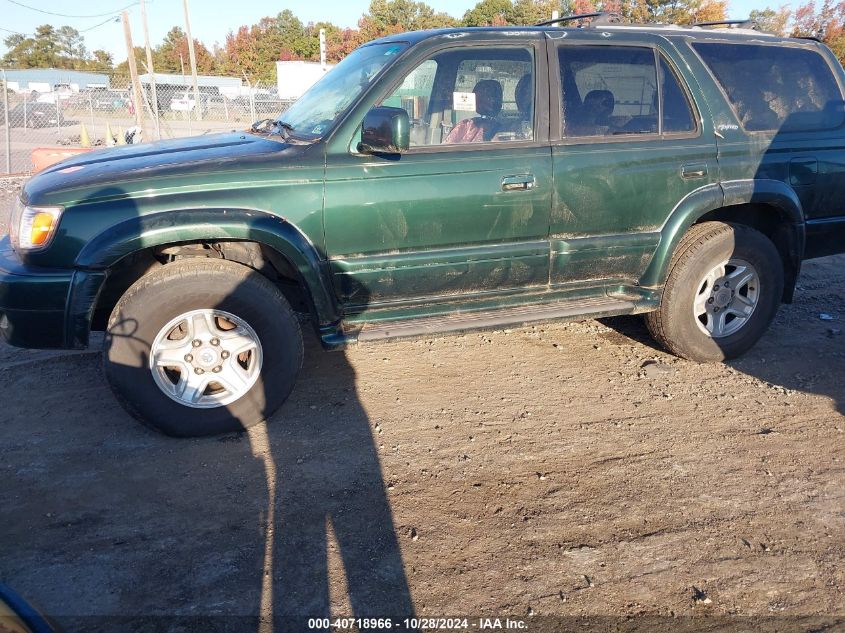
(104, 259, 303, 437)
(646, 221, 784, 362)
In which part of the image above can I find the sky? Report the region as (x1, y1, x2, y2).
(0, 0, 800, 65)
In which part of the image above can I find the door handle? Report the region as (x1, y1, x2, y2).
(681, 163, 708, 179)
(502, 174, 535, 191)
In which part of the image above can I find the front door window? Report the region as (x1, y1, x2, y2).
(378, 47, 535, 147)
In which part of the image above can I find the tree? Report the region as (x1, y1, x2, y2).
(154, 26, 217, 75)
(462, 0, 514, 26)
(791, 0, 845, 62)
(276, 9, 306, 55)
(89, 49, 114, 71)
(749, 6, 791, 35)
(688, 0, 728, 23)
(114, 46, 146, 77)
(0, 23, 99, 68)
(2, 24, 61, 68)
(359, 0, 457, 41)
(219, 25, 267, 82)
(509, 0, 566, 25)
(214, 12, 352, 84)
(324, 28, 361, 61)
(56, 26, 86, 68)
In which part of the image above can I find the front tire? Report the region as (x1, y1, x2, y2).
(646, 221, 784, 362)
(104, 259, 303, 437)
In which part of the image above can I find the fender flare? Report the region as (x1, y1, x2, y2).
(639, 179, 806, 289)
(66, 208, 339, 348)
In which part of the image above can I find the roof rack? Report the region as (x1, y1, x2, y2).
(536, 12, 624, 27)
(692, 18, 758, 30)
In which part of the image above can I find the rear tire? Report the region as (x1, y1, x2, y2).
(104, 259, 303, 437)
(646, 221, 783, 362)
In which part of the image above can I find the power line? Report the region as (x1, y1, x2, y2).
(0, 17, 118, 39)
(80, 16, 122, 33)
(0, 1, 137, 41)
(5, 0, 144, 19)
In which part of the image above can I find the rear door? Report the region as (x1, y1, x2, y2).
(548, 32, 719, 287)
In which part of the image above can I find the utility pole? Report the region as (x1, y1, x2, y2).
(183, 0, 202, 122)
(1, 69, 10, 175)
(122, 10, 145, 130)
(319, 28, 326, 70)
(140, 0, 160, 140)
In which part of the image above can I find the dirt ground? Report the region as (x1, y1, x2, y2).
(1, 182, 843, 631)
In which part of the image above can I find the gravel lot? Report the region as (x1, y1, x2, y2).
(1, 181, 843, 631)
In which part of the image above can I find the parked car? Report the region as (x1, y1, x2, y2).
(3, 16, 845, 437)
(83, 88, 130, 111)
(34, 83, 74, 105)
(1, 99, 69, 128)
(169, 90, 197, 112)
(169, 90, 222, 114)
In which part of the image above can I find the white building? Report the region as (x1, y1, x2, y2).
(275, 61, 334, 100)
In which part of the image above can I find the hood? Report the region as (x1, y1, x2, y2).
(24, 132, 306, 205)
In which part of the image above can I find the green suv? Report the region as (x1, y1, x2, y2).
(2, 17, 845, 436)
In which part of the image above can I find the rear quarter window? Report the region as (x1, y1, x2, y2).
(692, 42, 845, 132)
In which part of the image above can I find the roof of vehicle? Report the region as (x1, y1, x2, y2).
(368, 21, 814, 48)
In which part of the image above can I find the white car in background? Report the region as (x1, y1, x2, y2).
(35, 83, 75, 105)
(169, 91, 223, 113)
(169, 91, 196, 112)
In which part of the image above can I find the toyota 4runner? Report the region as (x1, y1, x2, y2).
(2, 16, 845, 436)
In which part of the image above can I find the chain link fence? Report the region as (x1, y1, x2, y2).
(0, 72, 294, 175)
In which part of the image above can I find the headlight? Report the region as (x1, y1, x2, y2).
(10, 200, 64, 252)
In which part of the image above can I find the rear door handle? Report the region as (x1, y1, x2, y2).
(502, 174, 535, 191)
(681, 163, 708, 179)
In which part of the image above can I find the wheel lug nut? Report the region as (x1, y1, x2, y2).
(185, 354, 193, 362)
(211, 338, 220, 346)
(213, 366, 221, 373)
(221, 351, 230, 359)
(708, 298, 714, 304)
(195, 367, 204, 374)
(192, 339, 202, 348)
(713, 307, 720, 312)
(714, 284, 719, 290)
(724, 281, 729, 287)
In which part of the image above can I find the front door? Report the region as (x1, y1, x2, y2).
(323, 40, 553, 316)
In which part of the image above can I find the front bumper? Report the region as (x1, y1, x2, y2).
(0, 237, 74, 349)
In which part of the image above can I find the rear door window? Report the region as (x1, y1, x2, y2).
(558, 45, 698, 138)
(692, 42, 845, 132)
(660, 56, 696, 133)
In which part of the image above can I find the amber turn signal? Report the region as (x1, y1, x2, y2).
(30, 212, 57, 246)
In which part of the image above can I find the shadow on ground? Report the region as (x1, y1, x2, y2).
(600, 255, 845, 418)
(0, 332, 414, 632)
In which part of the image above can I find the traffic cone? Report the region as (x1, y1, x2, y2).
(117, 126, 126, 145)
(79, 123, 91, 148)
(105, 123, 115, 147)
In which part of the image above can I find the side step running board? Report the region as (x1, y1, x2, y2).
(352, 297, 637, 344)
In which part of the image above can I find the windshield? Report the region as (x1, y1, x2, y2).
(277, 42, 407, 139)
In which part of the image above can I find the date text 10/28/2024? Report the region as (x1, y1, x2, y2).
(307, 618, 529, 630)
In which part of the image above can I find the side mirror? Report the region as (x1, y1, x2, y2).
(359, 106, 410, 154)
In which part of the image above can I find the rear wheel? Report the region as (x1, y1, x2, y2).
(104, 259, 303, 437)
(646, 221, 784, 362)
